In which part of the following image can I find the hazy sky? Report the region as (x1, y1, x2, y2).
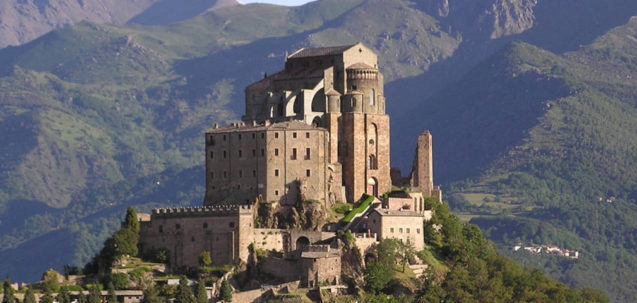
(239, 0, 316, 6)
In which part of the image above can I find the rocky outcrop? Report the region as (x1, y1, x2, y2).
(256, 201, 326, 231)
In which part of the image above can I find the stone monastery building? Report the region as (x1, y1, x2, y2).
(139, 43, 441, 282)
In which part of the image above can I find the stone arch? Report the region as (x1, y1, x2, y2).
(296, 236, 310, 251)
(367, 177, 378, 197)
(311, 88, 325, 112)
(312, 116, 322, 127)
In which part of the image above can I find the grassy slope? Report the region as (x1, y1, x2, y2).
(432, 38, 637, 302)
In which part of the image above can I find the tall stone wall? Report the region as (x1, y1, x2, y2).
(410, 131, 434, 197)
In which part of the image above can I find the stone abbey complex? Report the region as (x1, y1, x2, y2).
(139, 43, 442, 287)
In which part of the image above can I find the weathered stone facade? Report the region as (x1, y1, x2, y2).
(211, 42, 392, 204)
(367, 209, 425, 251)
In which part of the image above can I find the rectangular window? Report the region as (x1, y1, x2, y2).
(210, 151, 214, 159)
(223, 171, 227, 178)
(211, 137, 215, 146)
(223, 135, 226, 141)
(252, 133, 256, 139)
(238, 134, 242, 140)
(261, 149, 265, 156)
(305, 148, 310, 160)
(390, 228, 394, 233)
(274, 169, 279, 177)
(253, 170, 256, 177)
(399, 228, 403, 233)
(252, 149, 256, 157)
(275, 132, 279, 138)
(239, 170, 243, 178)
(238, 150, 242, 158)
(223, 151, 227, 158)
(261, 133, 265, 139)
(306, 132, 310, 138)
(293, 132, 297, 138)
(417, 228, 420, 234)
(406, 228, 410, 233)
(291, 148, 297, 160)
(306, 169, 311, 177)
(275, 190, 279, 196)
(275, 148, 279, 156)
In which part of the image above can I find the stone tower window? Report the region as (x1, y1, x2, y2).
(238, 150, 242, 158)
(261, 149, 265, 156)
(159, 225, 163, 233)
(293, 132, 297, 138)
(229, 222, 235, 228)
(252, 149, 256, 157)
(239, 170, 243, 178)
(306, 169, 311, 177)
(399, 228, 403, 233)
(261, 133, 265, 139)
(306, 132, 310, 138)
(252, 133, 256, 139)
(253, 170, 256, 177)
(211, 137, 215, 146)
(275, 132, 279, 138)
(223, 151, 227, 158)
(291, 148, 297, 160)
(223, 135, 226, 141)
(203, 223, 208, 229)
(406, 228, 410, 233)
(369, 89, 375, 106)
(275, 190, 279, 196)
(390, 228, 394, 233)
(210, 151, 213, 159)
(238, 134, 242, 140)
(210, 172, 214, 179)
(224, 171, 227, 178)
(275, 169, 279, 177)
(305, 148, 310, 160)
(275, 148, 279, 156)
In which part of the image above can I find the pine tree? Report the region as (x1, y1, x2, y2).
(23, 287, 36, 303)
(2, 279, 16, 303)
(107, 282, 118, 303)
(174, 277, 194, 303)
(141, 284, 161, 303)
(195, 282, 207, 303)
(219, 280, 232, 302)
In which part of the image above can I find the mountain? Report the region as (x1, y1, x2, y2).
(0, 0, 239, 49)
(0, 0, 637, 301)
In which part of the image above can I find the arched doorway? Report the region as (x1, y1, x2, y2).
(296, 236, 310, 251)
(367, 177, 378, 197)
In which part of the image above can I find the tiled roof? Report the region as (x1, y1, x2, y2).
(288, 44, 356, 59)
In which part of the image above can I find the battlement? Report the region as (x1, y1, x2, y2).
(150, 204, 253, 219)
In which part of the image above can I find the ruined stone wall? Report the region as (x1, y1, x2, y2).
(139, 205, 254, 269)
(253, 228, 286, 252)
(301, 254, 341, 287)
(410, 131, 434, 197)
(260, 257, 302, 281)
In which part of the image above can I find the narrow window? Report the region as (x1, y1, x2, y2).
(390, 228, 394, 233)
(275, 190, 279, 196)
(261, 133, 265, 139)
(406, 228, 410, 234)
(252, 133, 256, 139)
(210, 172, 214, 179)
(253, 170, 256, 177)
(223, 151, 227, 158)
(211, 138, 215, 146)
(223, 135, 226, 141)
(238, 150, 242, 158)
(252, 149, 256, 157)
(275, 169, 279, 177)
(159, 225, 163, 233)
(223, 171, 227, 178)
(238, 134, 242, 140)
(306, 132, 310, 138)
(293, 132, 297, 138)
(261, 149, 265, 156)
(305, 148, 310, 160)
(275, 132, 279, 138)
(306, 169, 311, 177)
(275, 148, 279, 156)
(399, 228, 403, 233)
(417, 228, 421, 234)
(291, 148, 297, 160)
(239, 170, 243, 178)
(210, 151, 214, 159)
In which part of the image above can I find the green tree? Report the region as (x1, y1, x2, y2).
(23, 287, 36, 303)
(124, 207, 140, 233)
(175, 277, 194, 303)
(106, 273, 130, 290)
(141, 284, 162, 303)
(88, 284, 102, 303)
(219, 280, 232, 302)
(397, 240, 416, 273)
(57, 287, 71, 303)
(107, 282, 118, 303)
(364, 262, 393, 294)
(195, 282, 207, 303)
(2, 279, 16, 303)
(42, 269, 61, 292)
(198, 251, 212, 267)
(40, 288, 54, 303)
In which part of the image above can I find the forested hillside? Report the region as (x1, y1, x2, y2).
(0, 0, 636, 302)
